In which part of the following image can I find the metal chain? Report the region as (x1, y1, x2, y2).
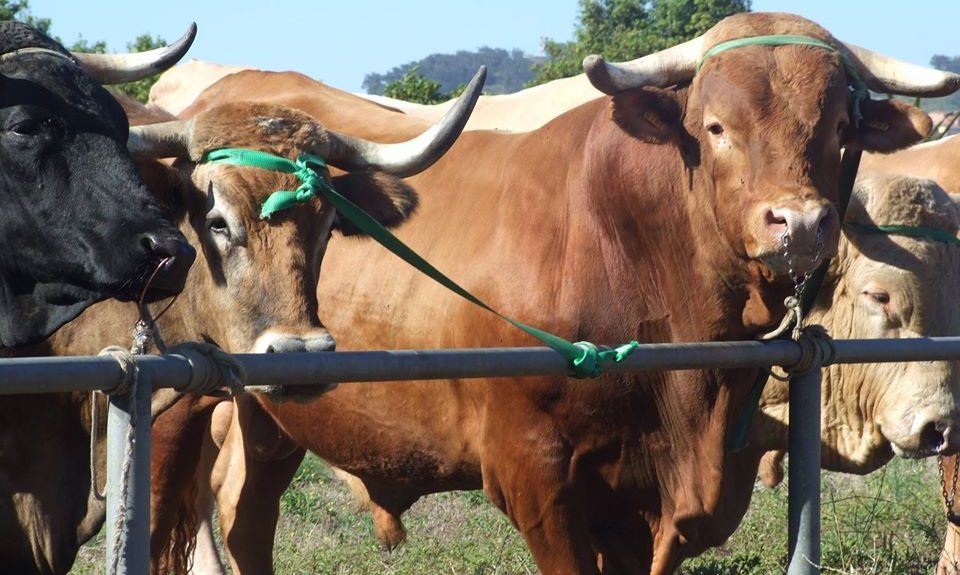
(782, 226, 825, 340)
(939, 455, 960, 526)
(760, 228, 826, 382)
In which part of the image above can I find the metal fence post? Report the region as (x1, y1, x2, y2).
(105, 368, 152, 575)
(787, 365, 822, 575)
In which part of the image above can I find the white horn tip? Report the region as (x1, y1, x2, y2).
(583, 54, 618, 95)
(933, 72, 960, 98)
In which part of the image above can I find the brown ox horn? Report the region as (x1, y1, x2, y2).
(72, 23, 197, 85)
(583, 36, 704, 95)
(840, 43, 960, 97)
(127, 120, 192, 161)
(319, 66, 487, 178)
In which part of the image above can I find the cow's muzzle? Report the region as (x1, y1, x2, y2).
(248, 329, 338, 400)
(138, 233, 196, 302)
(754, 202, 839, 276)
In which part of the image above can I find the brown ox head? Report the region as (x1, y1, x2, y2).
(584, 12, 957, 281)
(128, 67, 485, 388)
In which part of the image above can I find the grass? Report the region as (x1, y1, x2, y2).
(71, 455, 946, 574)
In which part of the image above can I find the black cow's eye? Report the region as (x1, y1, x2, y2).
(10, 116, 59, 137)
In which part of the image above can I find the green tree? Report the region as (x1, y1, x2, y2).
(529, 0, 751, 86)
(0, 0, 49, 34)
(115, 34, 167, 103)
(364, 47, 534, 96)
(0, 0, 161, 103)
(383, 66, 446, 104)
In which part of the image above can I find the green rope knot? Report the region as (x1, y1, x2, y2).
(260, 154, 329, 220)
(200, 148, 335, 220)
(571, 340, 640, 378)
(259, 155, 332, 220)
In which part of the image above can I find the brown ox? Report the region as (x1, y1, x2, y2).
(176, 173, 960, 575)
(151, 12, 960, 575)
(0, 72, 482, 574)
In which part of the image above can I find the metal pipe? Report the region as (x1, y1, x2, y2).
(105, 369, 152, 575)
(4, 337, 960, 392)
(787, 366, 822, 575)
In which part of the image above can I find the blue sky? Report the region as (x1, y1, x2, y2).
(34, 1, 959, 93)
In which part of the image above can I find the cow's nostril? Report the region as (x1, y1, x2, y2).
(265, 345, 276, 353)
(920, 420, 949, 453)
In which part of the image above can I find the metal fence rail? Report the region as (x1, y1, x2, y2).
(6, 336, 960, 574)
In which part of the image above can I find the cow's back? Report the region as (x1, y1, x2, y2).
(861, 135, 960, 193)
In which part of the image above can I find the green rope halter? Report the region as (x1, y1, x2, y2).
(202, 148, 336, 220)
(844, 222, 960, 246)
(200, 147, 639, 378)
(697, 34, 870, 126)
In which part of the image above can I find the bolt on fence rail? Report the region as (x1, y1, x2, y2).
(5, 336, 960, 574)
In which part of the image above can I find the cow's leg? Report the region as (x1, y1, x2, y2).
(481, 416, 599, 575)
(189, 411, 232, 575)
(213, 394, 304, 575)
(150, 394, 222, 575)
(332, 467, 410, 548)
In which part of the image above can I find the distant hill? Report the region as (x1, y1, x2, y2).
(363, 47, 540, 95)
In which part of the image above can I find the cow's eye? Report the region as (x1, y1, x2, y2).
(206, 215, 229, 236)
(10, 116, 60, 138)
(863, 290, 890, 305)
(706, 122, 724, 136)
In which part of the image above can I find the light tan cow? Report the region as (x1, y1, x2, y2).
(149, 59, 603, 132)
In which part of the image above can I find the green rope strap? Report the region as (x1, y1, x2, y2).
(201, 147, 639, 378)
(844, 222, 960, 245)
(697, 34, 870, 125)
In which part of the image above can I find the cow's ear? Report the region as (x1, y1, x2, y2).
(611, 86, 683, 144)
(851, 98, 932, 153)
(331, 171, 418, 236)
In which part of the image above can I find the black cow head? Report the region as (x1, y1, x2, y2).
(0, 22, 197, 348)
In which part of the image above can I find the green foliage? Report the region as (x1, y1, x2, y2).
(0, 0, 49, 34)
(67, 36, 106, 53)
(0, 1, 161, 103)
(383, 65, 448, 105)
(529, 0, 751, 86)
(364, 47, 534, 96)
(113, 34, 167, 103)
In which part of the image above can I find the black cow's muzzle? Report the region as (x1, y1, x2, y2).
(116, 234, 195, 302)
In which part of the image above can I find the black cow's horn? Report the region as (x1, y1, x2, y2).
(840, 42, 960, 98)
(583, 36, 704, 95)
(319, 66, 487, 178)
(72, 23, 197, 85)
(127, 120, 192, 160)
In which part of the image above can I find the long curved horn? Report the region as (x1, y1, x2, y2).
(840, 43, 960, 97)
(320, 66, 486, 178)
(583, 36, 704, 95)
(72, 23, 197, 85)
(128, 120, 192, 161)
